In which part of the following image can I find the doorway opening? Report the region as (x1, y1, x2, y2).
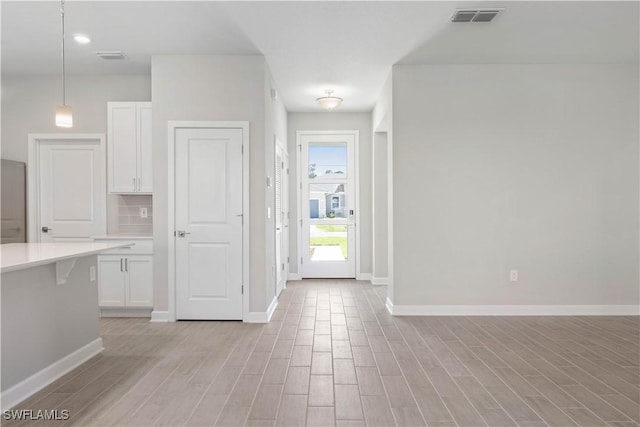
(296, 131, 359, 278)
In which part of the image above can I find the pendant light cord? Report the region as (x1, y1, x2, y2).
(60, 0, 66, 105)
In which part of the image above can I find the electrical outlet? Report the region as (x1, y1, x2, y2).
(140, 207, 148, 218)
(509, 269, 518, 282)
(90, 266, 96, 282)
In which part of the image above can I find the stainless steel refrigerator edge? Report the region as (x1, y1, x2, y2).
(1, 159, 27, 243)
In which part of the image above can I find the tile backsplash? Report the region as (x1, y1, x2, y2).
(110, 195, 153, 235)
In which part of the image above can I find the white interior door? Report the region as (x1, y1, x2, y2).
(300, 133, 356, 278)
(275, 141, 289, 295)
(175, 127, 243, 320)
(38, 138, 106, 242)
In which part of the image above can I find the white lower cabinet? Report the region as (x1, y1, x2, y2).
(98, 255, 153, 308)
(95, 238, 153, 314)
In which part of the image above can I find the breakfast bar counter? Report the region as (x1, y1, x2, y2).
(1, 242, 133, 410)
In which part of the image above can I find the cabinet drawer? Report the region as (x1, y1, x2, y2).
(94, 239, 153, 254)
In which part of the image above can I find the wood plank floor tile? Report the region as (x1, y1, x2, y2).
(356, 366, 385, 396)
(283, 366, 311, 395)
(311, 352, 333, 375)
(308, 375, 334, 406)
(362, 395, 397, 426)
(306, 407, 335, 427)
(8, 280, 639, 427)
(334, 385, 364, 420)
(290, 346, 312, 367)
(276, 394, 307, 427)
(334, 359, 358, 385)
(381, 376, 417, 408)
(248, 384, 284, 420)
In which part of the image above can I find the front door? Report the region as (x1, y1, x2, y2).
(175, 127, 244, 320)
(37, 137, 106, 242)
(300, 133, 356, 278)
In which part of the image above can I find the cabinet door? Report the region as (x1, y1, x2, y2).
(137, 103, 153, 193)
(108, 102, 138, 193)
(125, 255, 153, 307)
(98, 256, 125, 307)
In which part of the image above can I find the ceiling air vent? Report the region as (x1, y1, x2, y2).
(451, 9, 502, 23)
(95, 51, 125, 60)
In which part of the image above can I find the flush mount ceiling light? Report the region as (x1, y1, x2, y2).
(55, 0, 72, 127)
(316, 90, 343, 111)
(73, 34, 91, 44)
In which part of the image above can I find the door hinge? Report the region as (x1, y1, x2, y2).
(242, 145, 244, 154)
(301, 257, 303, 264)
(299, 182, 302, 190)
(287, 168, 290, 175)
(242, 285, 244, 294)
(299, 145, 302, 152)
(287, 256, 290, 264)
(281, 162, 284, 169)
(282, 263, 285, 271)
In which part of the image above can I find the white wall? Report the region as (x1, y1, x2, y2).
(372, 73, 393, 289)
(152, 55, 275, 315)
(264, 70, 288, 308)
(1, 74, 151, 233)
(391, 64, 639, 308)
(287, 112, 372, 277)
(1, 75, 150, 160)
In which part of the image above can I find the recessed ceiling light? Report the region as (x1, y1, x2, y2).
(73, 34, 91, 44)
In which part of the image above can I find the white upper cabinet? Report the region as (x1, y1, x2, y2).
(107, 102, 152, 194)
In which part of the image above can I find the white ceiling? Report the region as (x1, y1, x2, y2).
(2, 1, 638, 112)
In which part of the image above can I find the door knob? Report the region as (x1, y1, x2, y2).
(176, 230, 192, 238)
(41, 226, 53, 233)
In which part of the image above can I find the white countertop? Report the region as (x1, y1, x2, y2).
(1, 242, 133, 273)
(92, 235, 153, 240)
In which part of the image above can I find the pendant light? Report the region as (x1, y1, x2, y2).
(55, 0, 72, 128)
(316, 90, 343, 111)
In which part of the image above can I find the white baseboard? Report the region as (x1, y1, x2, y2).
(150, 310, 170, 322)
(244, 297, 279, 323)
(1, 338, 103, 411)
(387, 304, 640, 316)
(101, 308, 152, 318)
(371, 276, 389, 286)
(288, 273, 302, 281)
(267, 296, 278, 321)
(385, 297, 394, 315)
(356, 273, 372, 281)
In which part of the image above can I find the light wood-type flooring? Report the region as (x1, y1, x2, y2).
(6, 280, 640, 426)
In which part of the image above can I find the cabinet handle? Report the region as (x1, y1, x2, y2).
(133, 178, 136, 192)
(120, 258, 123, 272)
(125, 258, 128, 272)
(138, 177, 141, 192)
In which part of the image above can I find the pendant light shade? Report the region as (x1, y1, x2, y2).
(56, 0, 72, 128)
(55, 104, 73, 127)
(316, 90, 343, 111)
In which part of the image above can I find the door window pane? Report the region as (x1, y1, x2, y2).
(309, 184, 347, 219)
(309, 225, 348, 261)
(308, 145, 347, 179)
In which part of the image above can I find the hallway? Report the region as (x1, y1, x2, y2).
(8, 280, 639, 426)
